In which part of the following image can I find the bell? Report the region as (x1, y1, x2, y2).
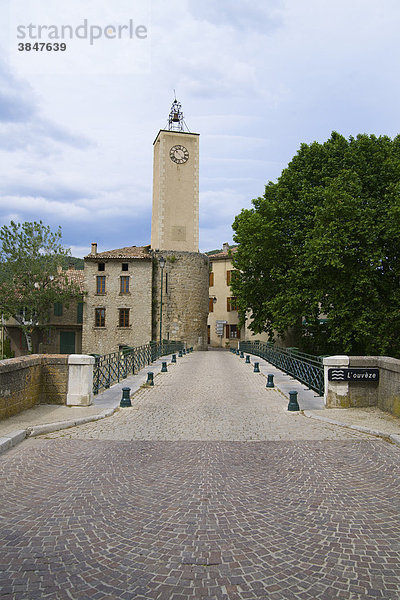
(172, 112, 180, 122)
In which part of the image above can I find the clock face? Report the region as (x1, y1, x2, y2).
(170, 145, 189, 164)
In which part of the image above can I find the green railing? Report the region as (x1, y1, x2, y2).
(92, 340, 185, 395)
(239, 340, 324, 396)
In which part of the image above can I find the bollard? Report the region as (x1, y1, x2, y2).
(254, 362, 260, 373)
(120, 387, 132, 408)
(183, 349, 186, 355)
(161, 361, 168, 372)
(240, 351, 244, 358)
(236, 349, 240, 355)
(172, 354, 176, 363)
(146, 372, 154, 386)
(178, 350, 183, 357)
(288, 390, 300, 411)
(266, 374, 275, 388)
(245, 355, 250, 364)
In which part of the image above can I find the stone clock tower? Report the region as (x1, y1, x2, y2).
(151, 99, 209, 350)
(151, 99, 200, 252)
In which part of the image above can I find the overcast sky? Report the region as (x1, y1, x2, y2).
(1, 0, 399, 257)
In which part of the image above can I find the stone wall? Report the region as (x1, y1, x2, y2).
(324, 355, 400, 417)
(153, 250, 209, 351)
(0, 355, 69, 420)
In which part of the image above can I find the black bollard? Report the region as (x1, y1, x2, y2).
(245, 355, 250, 363)
(288, 390, 300, 411)
(254, 362, 260, 373)
(178, 350, 183, 357)
(240, 351, 244, 358)
(161, 362, 168, 372)
(266, 374, 275, 388)
(120, 387, 132, 408)
(146, 372, 154, 386)
(172, 354, 176, 363)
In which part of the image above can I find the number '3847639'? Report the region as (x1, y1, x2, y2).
(18, 43, 67, 51)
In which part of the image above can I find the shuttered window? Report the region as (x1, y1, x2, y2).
(119, 308, 130, 327)
(209, 272, 214, 287)
(54, 302, 63, 316)
(95, 308, 105, 327)
(226, 324, 240, 339)
(77, 302, 83, 324)
(120, 276, 130, 294)
(227, 297, 238, 312)
(209, 297, 214, 313)
(96, 276, 106, 294)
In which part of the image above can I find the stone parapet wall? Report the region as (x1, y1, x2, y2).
(0, 354, 69, 421)
(324, 355, 400, 417)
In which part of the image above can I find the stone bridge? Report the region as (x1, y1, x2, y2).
(0, 349, 400, 599)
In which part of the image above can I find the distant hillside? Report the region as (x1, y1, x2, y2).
(61, 256, 84, 270)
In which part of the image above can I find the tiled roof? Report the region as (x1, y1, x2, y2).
(207, 246, 238, 260)
(85, 245, 151, 260)
(64, 269, 84, 293)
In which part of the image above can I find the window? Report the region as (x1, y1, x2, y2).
(54, 302, 63, 316)
(95, 308, 105, 327)
(209, 272, 214, 287)
(98, 263, 105, 271)
(122, 263, 129, 271)
(96, 276, 106, 294)
(226, 270, 238, 286)
(227, 297, 238, 312)
(209, 297, 214, 313)
(120, 276, 130, 294)
(225, 324, 240, 339)
(77, 302, 83, 324)
(119, 308, 130, 328)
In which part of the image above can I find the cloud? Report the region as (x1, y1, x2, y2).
(187, 0, 283, 34)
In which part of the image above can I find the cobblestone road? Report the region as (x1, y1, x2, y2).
(1, 352, 400, 600)
(44, 352, 370, 441)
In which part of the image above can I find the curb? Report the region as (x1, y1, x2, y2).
(0, 407, 120, 456)
(303, 410, 400, 446)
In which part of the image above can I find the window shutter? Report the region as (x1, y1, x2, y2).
(227, 270, 231, 286)
(225, 324, 230, 338)
(209, 298, 214, 313)
(227, 297, 230, 312)
(77, 302, 83, 324)
(54, 302, 63, 316)
(209, 272, 214, 287)
(237, 328, 241, 339)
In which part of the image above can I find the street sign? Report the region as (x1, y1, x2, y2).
(328, 368, 379, 382)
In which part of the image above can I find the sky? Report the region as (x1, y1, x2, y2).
(0, 0, 400, 257)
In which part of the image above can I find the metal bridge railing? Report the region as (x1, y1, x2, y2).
(239, 340, 324, 396)
(92, 340, 185, 395)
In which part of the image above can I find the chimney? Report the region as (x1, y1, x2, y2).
(223, 242, 229, 253)
(91, 243, 97, 255)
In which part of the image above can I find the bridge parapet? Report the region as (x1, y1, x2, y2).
(324, 355, 400, 417)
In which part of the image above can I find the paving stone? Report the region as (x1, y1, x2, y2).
(1, 351, 400, 599)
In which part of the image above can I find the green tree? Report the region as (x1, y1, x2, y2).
(232, 132, 400, 356)
(0, 221, 82, 353)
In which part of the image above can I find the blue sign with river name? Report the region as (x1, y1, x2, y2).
(328, 368, 379, 382)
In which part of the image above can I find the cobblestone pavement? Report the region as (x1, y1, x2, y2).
(43, 352, 371, 441)
(1, 352, 400, 600)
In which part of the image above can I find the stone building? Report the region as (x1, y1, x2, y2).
(207, 243, 271, 349)
(81, 244, 152, 356)
(5, 266, 84, 357)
